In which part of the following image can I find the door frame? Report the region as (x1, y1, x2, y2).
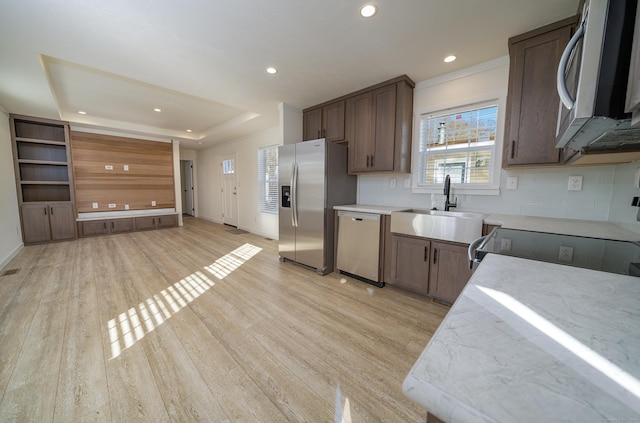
(180, 159, 195, 216)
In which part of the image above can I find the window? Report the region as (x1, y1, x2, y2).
(222, 158, 235, 175)
(417, 101, 498, 190)
(258, 145, 278, 214)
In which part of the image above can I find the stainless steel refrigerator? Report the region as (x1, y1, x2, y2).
(278, 139, 356, 275)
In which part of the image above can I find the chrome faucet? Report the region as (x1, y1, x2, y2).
(444, 174, 457, 211)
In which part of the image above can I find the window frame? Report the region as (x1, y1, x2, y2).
(411, 96, 505, 196)
(257, 145, 279, 214)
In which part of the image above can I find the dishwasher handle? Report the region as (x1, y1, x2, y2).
(337, 211, 380, 222)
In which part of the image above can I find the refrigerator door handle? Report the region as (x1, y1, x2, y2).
(291, 162, 298, 227)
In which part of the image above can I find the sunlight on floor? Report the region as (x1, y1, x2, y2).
(335, 384, 352, 423)
(477, 285, 640, 402)
(108, 243, 262, 359)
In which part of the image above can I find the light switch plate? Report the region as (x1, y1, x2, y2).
(125, 204, 129, 210)
(92, 202, 98, 209)
(389, 178, 397, 188)
(151, 200, 156, 206)
(124, 164, 129, 171)
(568, 175, 583, 191)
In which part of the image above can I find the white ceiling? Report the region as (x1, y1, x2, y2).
(0, 0, 578, 149)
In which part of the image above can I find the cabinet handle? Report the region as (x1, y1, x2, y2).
(153, 218, 156, 225)
(322, 129, 326, 138)
(103, 222, 107, 230)
(111, 221, 114, 230)
(50, 207, 53, 215)
(371, 155, 374, 167)
(511, 140, 516, 159)
(159, 218, 162, 225)
(317, 130, 320, 138)
(433, 248, 437, 264)
(424, 246, 428, 262)
(366, 155, 370, 167)
(44, 207, 47, 216)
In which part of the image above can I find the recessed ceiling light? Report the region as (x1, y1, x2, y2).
(197, 141, 203, 145)
(77, 111, 87, 115)
(154, 108, 162, 112)
(360, 4, 377, 18)
(444, 55, 457, 63)
(186, 129, 192, 133)
(266, 67, 278, 74)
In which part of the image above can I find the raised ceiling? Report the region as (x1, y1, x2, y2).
(0, 0, 578, 149)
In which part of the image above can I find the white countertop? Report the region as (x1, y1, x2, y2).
(483, 213, 640, 241)
(76, 208, 176, 221)
(333, 204, 411, 215)
(403, 254, 640, 422)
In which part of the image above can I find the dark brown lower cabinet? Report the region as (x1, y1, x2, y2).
(428, 241, 473, 304)
(135, 214, 178, 231)
(79, 217, 135, 237)
(390, 234, 430, 296)
(21, 202, 76, 244)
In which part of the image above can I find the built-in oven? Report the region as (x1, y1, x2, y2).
(469, 228, 640, 276)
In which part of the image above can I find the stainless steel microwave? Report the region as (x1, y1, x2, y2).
(556, 0, 638, 153)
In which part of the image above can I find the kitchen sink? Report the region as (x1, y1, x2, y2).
(390, 209, 485, 244)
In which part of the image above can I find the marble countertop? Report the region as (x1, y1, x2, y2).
(403, 254, 640, 422)
(483, 213, 640, 241)
(333, 204, 411, 215)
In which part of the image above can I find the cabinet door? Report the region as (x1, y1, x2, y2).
(135, 216, 157, 231)
(49, 203, 76, 240)
(157, 214, 178, 229)
(347, 91, 375, 173)
(80, 220, 109, 237)
(429, 242, 473, 304)
(371, 84, 397, 171)
(110, 218, 135, 233)
(390, 235, 430, 295)
(323, 100, 345, 143)
(21, 204, 51, 243)
(303, 107, 323, 141)
(504, 23, 573, 166)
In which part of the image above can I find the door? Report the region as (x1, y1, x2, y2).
(278, 144, 296, 261)
(49, 203, 76, 240)
(294, 140, 326, 271)
(221, 154, 238, 227)
(21, 204, 51, 243)
(347, 91, 374, 173)
(181, 160, 194, 216)
(429, 242, 473, 304)
(372, 84, 397, 171)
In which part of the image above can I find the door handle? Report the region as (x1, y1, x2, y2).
(291, 163, 298, 227)
(557, 22, 584, 110)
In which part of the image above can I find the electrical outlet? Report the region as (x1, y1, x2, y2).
(108, 203, 116, 208)
(500, 238, 512, 252)
(389, 178, 397, 188)
(568, 175, 583, 191)
(506, 176, 518, 190)
(105, 165, 113, 170)
(124, 164, 129, 171)
(559, 246, 574, 262)
(92, 202, 98, 209)
(125, 204, 129, 210)
(151, 200, 157, 206)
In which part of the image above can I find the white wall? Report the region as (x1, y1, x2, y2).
(0, 112, 24, 270)
(196, 126, 280, 239)
(358, 58, 640, 231)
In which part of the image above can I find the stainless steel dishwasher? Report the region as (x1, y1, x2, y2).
(336, 211, 382, 287)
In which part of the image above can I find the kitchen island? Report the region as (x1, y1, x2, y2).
(403, 253, 640, 422)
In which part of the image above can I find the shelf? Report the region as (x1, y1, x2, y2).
(18, 159, 69, 165)
(20, 181, 70, 186)
(14, 120, 66, 142)
(14, 137, 67, 146)
(16, 141, 68, 162)
(22, 184, 71, 202)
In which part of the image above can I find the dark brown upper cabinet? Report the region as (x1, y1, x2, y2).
(503, 16, 578, 168)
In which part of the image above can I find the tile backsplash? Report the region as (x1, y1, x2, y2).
(358, 161, 640, 228)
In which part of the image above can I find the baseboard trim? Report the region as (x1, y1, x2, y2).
(0, 243, 24, 273)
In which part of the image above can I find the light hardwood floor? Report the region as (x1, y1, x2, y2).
(0, 217, 448, 422)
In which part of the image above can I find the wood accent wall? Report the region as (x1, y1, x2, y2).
(70, 131, 175, 213)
